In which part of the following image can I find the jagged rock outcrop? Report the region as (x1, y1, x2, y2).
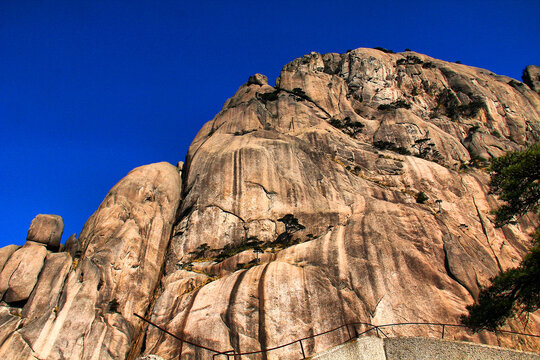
(0, 48, 538, 359)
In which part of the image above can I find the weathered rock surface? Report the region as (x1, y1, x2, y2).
(0, 242, 47, 303)
(26, 214, 64, 249)
(524, 65, 540, 94)
(0, 162, 182, 359)
(62, 233, 80, 257)
(0, 245, 20, 272)
(0, 48, 538, 359)
(145, 49, 540, 358)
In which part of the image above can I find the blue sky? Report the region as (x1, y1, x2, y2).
(1, 0, 539, 247)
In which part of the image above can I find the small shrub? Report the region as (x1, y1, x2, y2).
(236, 259, 260, 271)
(259, 90, 279, 103)
(108, 299, 120, 313)
(292, 88, 307, 97)
(416, 192, 429, 204)
(508, 80, 524, 89)
(396, 147, 411, 155)
(374, 140, 396, 150)
(378, 99, 411, 111)
(396, 56, 423, 66)
(374, 140, 411, 155)
(374, 47, 394, 54)
(328, 117, 365, 137)
(412, 137, 441, 162)
(378, 104, 394, 111)
(215, 238, 262, 262)
(436, 89, 484, 119)
(422, 62, 436, 69)
(458, 101, 484, 118)
(329, 118, 342, 128)
(189, 243, 211, 259)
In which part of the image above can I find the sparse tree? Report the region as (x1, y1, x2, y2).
(461, 143, 540, 331)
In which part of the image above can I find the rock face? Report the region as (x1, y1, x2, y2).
(524, 65, 540, 94)
(0, 162, 182, 359)
(0, 48, 539, 359)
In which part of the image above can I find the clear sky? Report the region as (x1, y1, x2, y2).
(1, 0, 539, 248)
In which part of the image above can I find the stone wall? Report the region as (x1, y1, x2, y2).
(311, 336, 540, 360)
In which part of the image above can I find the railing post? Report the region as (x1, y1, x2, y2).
(346, 324, 352, 340)
(375, 326, 380, 337)
(441, 324, 445, 339)
(299, 339, 306, 359)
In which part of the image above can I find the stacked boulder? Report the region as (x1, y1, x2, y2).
(0, 215, 68, 305)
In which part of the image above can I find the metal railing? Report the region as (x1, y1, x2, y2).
(134, 313, 540, 359)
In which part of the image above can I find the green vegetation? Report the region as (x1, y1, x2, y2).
(189, 243, 211, 259)
(373, 140, 411, 155)
(422, 61, 436, 69)
(291, 87, 308, 101)
(412, 137, 442, 162)
(458, 101, 485, 118)
(236, 258, 261, 271)
(396, 55, 423, 66)
(378, 99, 411, 111)
(187, 215, 309, 266)
(259, 90, 280, 103)
(435, 89, 485, 119)
(489, 143, 540, 227)
(461, 233, 539, 331)
(234, 129, 255, 136)
(415, 191, 429, 204)
(461, 143, 540, 331)
(215, 236, 262, 262)
(329, 116, 365, 137)
(508, 79, 525, 89)
(374, 47, 394, 54)
(108, 299, 120, 313)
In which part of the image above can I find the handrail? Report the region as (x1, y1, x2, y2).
(134, 313, 540, 359)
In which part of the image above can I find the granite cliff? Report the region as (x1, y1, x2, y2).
(0, 48, 539, 359)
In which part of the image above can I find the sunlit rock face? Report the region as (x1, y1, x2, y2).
(147, 49, 540, 359)
(0, 162, 182, 359)
(0, 48, 538, 359)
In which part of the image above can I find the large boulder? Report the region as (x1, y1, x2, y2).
(0, 245, 20, 272)
(0, 242, 47, 303)
(26, 214, 64, 250)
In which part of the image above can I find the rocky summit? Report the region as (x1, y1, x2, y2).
(0, 48, 539, 359)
